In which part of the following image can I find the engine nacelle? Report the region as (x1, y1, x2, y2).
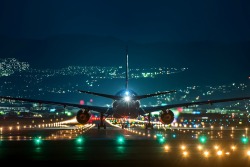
(159, 109, 174, 125)
(76, 109, 91, 124)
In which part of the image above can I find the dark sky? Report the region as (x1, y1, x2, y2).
(0, 0, 249, 84)
(0, 0, 250, 43)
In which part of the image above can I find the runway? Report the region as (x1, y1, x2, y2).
(0, 120, 250, 166)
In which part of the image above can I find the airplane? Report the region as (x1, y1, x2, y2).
(0, 49, 250, 129)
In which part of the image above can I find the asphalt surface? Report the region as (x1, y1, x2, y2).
(0, 121, 250, 167)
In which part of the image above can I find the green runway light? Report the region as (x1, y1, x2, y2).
(155, 133, 166, 144)
(34, 136, 42, 145)
(158, 137, 166, 144)
(117, 136, 125, 144)
(76, 136, 84, 144)
(156, 134, 163, 138)
(241, 137, 249, 144)
(199, 136, 207, 144)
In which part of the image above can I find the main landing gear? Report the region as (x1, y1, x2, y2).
(121, 124, 128, 129)
(97, 113, 106, 130)
(145, 114, 154, 129)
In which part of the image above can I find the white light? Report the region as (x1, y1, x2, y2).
(204, 151, 209, 157)
(124, 96, 131, 102)
(125, 91, 129, 95)
(217, 150, 223, 156)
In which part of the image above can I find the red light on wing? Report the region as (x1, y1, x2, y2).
(177, 107, 183, 113)
(80, 100, 84, 105)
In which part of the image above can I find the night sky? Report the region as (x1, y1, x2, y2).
(1, 0, 250, 42)
(0, 0, 249, 83)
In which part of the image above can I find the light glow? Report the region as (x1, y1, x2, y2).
(124, 96, 131, 102)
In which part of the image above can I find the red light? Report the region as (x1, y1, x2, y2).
(177, 107, 183, 112)
(80, 100, 84, 105)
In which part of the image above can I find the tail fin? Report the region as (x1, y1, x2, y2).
(125, 46, 129, 90)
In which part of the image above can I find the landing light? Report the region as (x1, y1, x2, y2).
(124, 96, 131, 102)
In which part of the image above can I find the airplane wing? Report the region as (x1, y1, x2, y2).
(0, 96, 110, 114)
(78, 90, 176, 100)
(141, 96, 250, 113)
(78, 90, 121, 100)
(134, 90, 176, 100)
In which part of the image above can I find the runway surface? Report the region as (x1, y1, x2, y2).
(0, 120, 250, 166)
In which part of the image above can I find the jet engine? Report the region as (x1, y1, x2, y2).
(159, 109, 174, 124)
(76, 109, 91, 124)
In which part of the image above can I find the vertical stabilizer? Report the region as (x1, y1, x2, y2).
(125, 46, 129, 90)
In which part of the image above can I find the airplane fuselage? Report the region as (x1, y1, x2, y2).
(111, 89, 140, 119)
(112, 99, 140, 118)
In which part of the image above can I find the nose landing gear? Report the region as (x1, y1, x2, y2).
(97, 113, 106, 129)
